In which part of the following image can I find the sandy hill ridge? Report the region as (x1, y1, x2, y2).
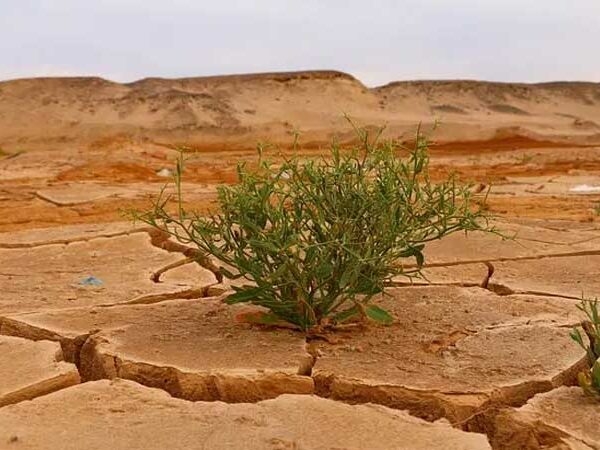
(1, 70, 600, 151)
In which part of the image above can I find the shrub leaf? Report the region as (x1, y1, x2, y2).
(366, 305, 394, 325)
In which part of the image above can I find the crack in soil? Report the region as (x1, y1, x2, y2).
(304, 312, 588, 436)
(487, 284, 583, 301)
(0, 227, 150, 249)
(386, 261, 495, 290)
(415, 248, 600, 269)
(311, 355, 587, 435)
(0, 297, 315, 404)
(33, 191, 65, 207)
(150, 256, 195, 282)
(146, 229, 222, 283)
(105, 285, 229, 307)
(0, 337, 81, 408)
(0, 316, 94, 370)
(75, 332, 315, 402)
(385, 262, 586, 302)
(483, 319, 580, 332)
(516, 235, 600, 246)
(491, 403, 600, 450)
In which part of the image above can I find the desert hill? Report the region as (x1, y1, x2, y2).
(1, 70, 600, 151)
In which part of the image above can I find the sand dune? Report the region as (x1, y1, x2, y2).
(1, 70, 599, 231)
(1, 70, 600, 151)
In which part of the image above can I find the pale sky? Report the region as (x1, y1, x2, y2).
(2, 0, 600, 86)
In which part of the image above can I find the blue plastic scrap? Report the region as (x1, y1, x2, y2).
(79, 276, 104, 286)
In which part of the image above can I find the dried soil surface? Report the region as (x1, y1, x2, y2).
(0, 335, 79, 407)
(1, 71, 600, 449)
(1, 221, 598, 448)
(492, 387, 600, 450)
(0, 379, 490, 450)
(2, 298, 315, 402)
(0, 231, 217, 314)
(311, 287, 584, 428)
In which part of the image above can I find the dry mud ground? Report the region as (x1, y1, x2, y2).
(1, 73, 600, 449)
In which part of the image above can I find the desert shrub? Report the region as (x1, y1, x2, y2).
(579, 361, 600, 399)
(570, 297, 600, 399)
(135, 124, 492, 332)
(571, 297, 600, 364)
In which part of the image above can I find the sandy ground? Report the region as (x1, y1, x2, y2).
(0, 72, 600, 449)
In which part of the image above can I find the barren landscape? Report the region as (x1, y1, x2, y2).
(1, 71, 600, 449)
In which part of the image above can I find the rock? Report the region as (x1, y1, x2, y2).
(492, 386, 600, 450)
(1, 298, 313, 402)
(312, 286, 585, 428)
(0, 379, 491, 450)
(0, 233, 216, 314)
(0, 335, 79, 407)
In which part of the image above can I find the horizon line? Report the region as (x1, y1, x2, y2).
(1, 69, 600, 90)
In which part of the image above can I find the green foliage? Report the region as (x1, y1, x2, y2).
(578, 361, 600, 399)
(134, 123, 492, 332)
(594, 203, 600, 216)
(570, 297, 600, 364)
(570, 297, 600, 399)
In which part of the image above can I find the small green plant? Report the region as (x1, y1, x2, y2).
(570, 297, 600, 399)
(579, 361, 600, 399)
(594, 203, 600, 216)
(134, 123, 492, 332)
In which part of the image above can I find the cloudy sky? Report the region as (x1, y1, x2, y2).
(2, 0, 600, 86)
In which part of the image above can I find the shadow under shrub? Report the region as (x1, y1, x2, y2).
(135, 124, 492, 332)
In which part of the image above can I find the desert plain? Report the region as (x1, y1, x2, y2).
(0, 71, 599, 449)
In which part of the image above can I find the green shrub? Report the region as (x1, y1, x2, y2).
(135, 124, 492, 332)
(578, 361, 600, 399)
(570, 297, 600, 399)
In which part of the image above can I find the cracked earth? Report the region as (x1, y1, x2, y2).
(1, 143, 600, 450)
